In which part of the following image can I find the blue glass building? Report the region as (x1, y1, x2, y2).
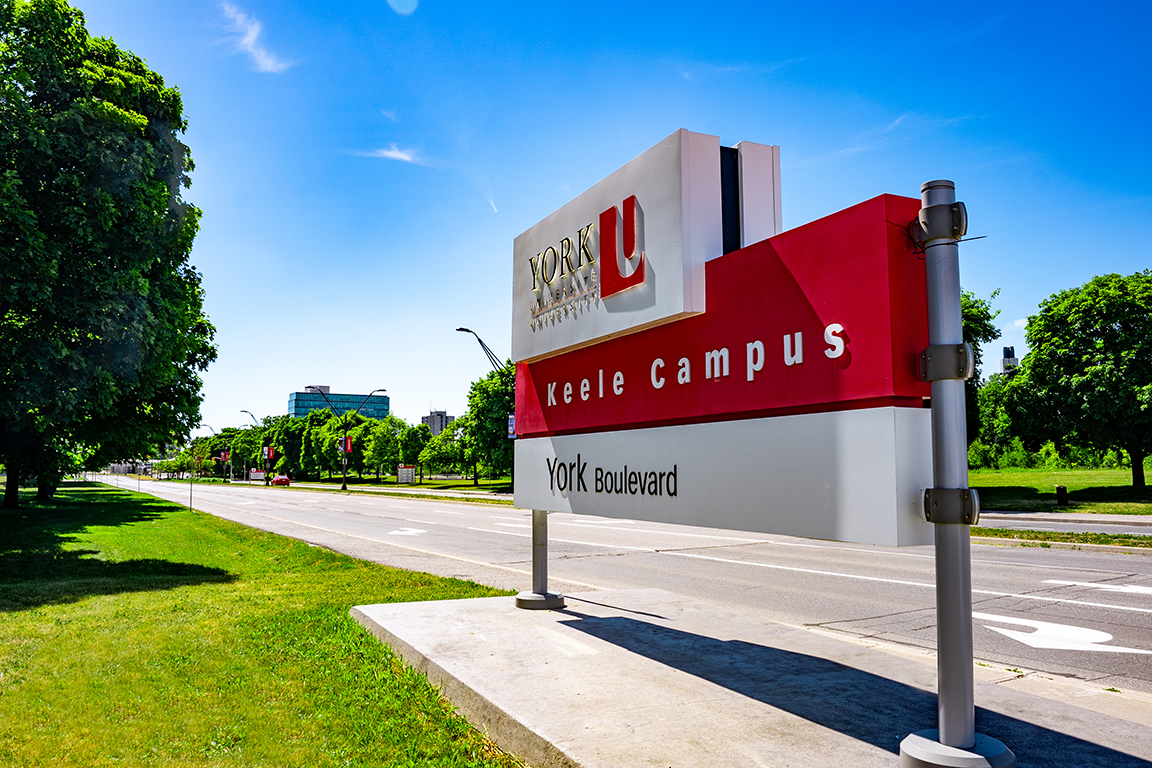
(288, 387, 390, 420)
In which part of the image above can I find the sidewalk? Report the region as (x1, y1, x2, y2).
(981, 510, 1152, 528)
(354, 589, 1152, 768)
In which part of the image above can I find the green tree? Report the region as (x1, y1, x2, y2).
(418, 420, 464, 476)
(0, 0, 215, 507)
(399, 423, 431, 481)
(1018, 271, 1152, 488)
(961, 289, 1001, 445)
(318, 412, 368, 483)
(365, 415, 405, 479)
(461, 362, 515, 483)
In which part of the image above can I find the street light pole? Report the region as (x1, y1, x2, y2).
(240, 410, 261, 484)
(456, 327, 503, 373)
(189, 424, 215, 512)
(305, 387, 386, 492)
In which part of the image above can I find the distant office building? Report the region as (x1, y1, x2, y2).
(422, 410, 455, 436)
(288, 385, 390, 420)
(1001, 346, 1019, 374)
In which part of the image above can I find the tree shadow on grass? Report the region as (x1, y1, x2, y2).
(559, 613, 1150, 766)
(974, 484, 1152, 513)
(0, 485, 235, 611)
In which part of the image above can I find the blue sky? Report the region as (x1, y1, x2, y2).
(76, 0, 1152, 436)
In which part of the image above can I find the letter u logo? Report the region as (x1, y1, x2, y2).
(599, 195, 646, 298)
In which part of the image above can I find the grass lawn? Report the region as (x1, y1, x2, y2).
(970, 468, 1152, 515)
(0, 483, 521, 767)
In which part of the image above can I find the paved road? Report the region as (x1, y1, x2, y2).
(130, 478, 1152, 696)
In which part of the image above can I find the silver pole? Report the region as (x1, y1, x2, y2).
(515, 509, 565, 609)
(901, 182, 1013, 767)
(532, 509, 548, 594)
(922, 180, 975, 748)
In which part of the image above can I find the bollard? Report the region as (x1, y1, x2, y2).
(1056, 485, 1069, 506)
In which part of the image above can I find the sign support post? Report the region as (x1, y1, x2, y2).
(899, 181, 1013, 767)
(515, 510, 564, 609)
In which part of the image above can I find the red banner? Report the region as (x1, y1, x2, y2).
(515, 195, 929, 438)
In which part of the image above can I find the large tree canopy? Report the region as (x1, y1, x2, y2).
(0, 0, 215, 505)
(1016, 271, 1152, 488)
(463, 362, 514, 481)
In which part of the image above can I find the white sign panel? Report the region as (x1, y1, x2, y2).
(514, 407, 933, 547)
(512, 129, 723, 363)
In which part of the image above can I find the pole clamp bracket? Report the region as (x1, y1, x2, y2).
(913, 202, 968, 245)
(923, 488, 980, 525)
(920, 343, 975, 382)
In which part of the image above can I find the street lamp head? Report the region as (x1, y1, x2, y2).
(456, 327, 472, 334)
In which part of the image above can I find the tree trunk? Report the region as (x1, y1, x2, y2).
(473, 462, 478, 486)
(4, 460, 20, 508)
(1130, 446, 1147, 489)
(36, 474, 57, 501)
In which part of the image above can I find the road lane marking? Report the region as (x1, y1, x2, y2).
(237, 501, 256, 505)
(557, 522, 769, 542)
(206, 507, 603, 588)
(387, 528, 426, 536)
(1044, 580, 1152, 595)
(663, 551, 1152, 615)
(496, 523, 531, 528)
(389, 504, 411, 509)
(490, 515, 527, 521)
(405, 519, 438, 525)
(466, 527, 655, 552)
(974, 612, 1152, 654)
(430, 509, 464, 515)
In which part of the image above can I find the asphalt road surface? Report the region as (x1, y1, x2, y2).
(127, 478, 1152, 696)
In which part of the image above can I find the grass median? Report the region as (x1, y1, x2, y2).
(971, 468, 1152, 514)
(0, 483, 522, 767)
(972, 526, 1152, 549)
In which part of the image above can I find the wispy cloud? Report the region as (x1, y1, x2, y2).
(679, 58, 803, 82)
(221, 3, 291, 73)
(794, 113, 977, 168)
(359, 144, 425, 165)
(381, 110, 398, 122)
(387, 0, 418, 14)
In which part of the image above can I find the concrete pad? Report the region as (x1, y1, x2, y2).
(353, 589, 1152, 767)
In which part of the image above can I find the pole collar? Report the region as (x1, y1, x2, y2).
(924, 488, 980, 525)
(920, 343, 976, 382)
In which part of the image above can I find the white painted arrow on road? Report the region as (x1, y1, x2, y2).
(386, 528, 426, 536)
(974, 612, 1152, 654)
(1044, 580, 1152, 595)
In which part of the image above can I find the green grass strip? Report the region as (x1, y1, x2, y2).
(0, 484, 522, 767)
(972, 526, 1152, 548)
(971, 468, 1152, 515)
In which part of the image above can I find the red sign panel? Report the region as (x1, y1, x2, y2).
(515, 195, 929, 438)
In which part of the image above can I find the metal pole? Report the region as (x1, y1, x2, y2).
(342, 422, 349, 491)
(515, 509, 565, 609)
(900, 181, 1013, 767)
(922, 180, 974, 748)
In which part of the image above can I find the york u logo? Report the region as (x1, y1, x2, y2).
(599, 195, 646, 299)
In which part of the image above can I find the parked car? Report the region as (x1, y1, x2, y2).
(271, 475, 290, 486)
